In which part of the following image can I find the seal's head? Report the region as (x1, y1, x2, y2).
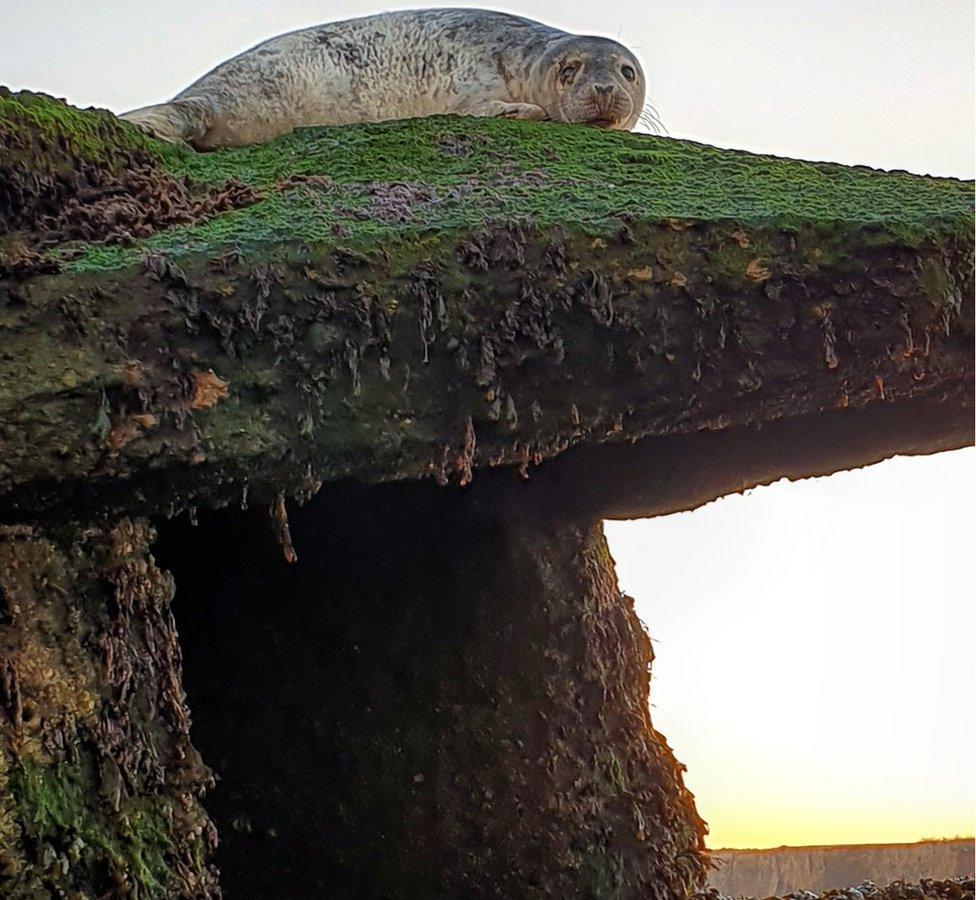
(532, 35, 646, 130)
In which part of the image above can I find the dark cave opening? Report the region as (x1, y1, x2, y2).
(157, 480, 507, 898)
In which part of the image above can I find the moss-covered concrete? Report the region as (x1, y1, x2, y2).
(0, 521, 217, 897)
(0, 91, 973, 898)
(0, 90, 158, 162)
(0, 89, 162, 234)
(4, 89, 972, 269)
(1, 92, 972, 523)
(70, 104, 976, 268)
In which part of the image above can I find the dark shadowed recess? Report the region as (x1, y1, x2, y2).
(157, 475, 705, 899)
(159, 482, 497, 898)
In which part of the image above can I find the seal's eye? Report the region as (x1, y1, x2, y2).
(559, 63, 581, 85)
(621, 65, 636, 82)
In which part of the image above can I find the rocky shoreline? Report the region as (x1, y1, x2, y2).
(698, 876, 975, 899)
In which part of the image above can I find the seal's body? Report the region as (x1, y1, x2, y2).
(120, 9, 646, 149)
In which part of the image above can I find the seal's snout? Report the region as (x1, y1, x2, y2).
(592, 83, 618, 117)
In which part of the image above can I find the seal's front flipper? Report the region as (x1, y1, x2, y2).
(118, 97, 215, 147)
(482, 101, 549, 121)
(119, 104, 187, 144)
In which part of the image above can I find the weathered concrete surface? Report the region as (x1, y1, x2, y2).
(0, 521, 217, 897)
(1, 92, 973, 897)
(1, 91, 972, 524)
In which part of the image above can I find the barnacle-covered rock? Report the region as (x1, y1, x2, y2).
(0, 521, 217, 897)
(0, 91, 973, 897)
(0, 90, 971, 522)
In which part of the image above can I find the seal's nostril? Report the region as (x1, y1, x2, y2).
(594, 84, 614, 95)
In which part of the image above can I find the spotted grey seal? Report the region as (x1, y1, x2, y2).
(120, 8, 647, 149)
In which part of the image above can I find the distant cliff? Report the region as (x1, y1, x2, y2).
(710, 839, 974, 896)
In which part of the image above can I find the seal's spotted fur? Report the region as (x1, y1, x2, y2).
(120, 9, 646, 149)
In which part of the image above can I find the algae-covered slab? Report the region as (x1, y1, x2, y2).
(0, 91, 973, 900)
(0, 89, 973, 522)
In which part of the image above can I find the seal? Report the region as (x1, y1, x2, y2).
(119, 9, 647, 149)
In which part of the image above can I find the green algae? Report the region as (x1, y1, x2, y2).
(127, 115, 975, 270)
(0, 89, 159, 169)
(1, 91, 967, 273)
(12, 757, 178, 897)
(156, 114, 972, 238)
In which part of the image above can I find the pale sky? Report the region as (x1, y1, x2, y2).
(3, 1, 972, 850)
(609, 450, 975, 849)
